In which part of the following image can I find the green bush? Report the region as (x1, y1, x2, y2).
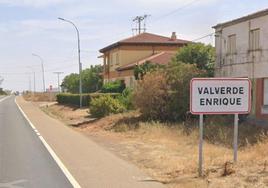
(101, 80, 126, 93)
(56, 93, 120, 107)
(117, 88, 134, 110)
(90, 95, 126, 118)
(56, 93, 90, 106)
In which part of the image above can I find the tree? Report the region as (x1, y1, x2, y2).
(82, 65, 103, 93)
(61, 65, 103, 93)
(134, 61, 162, 80)
(133, 63, 205, 121)
(61, 73, 79, 93)
(172, 43, 215, 76)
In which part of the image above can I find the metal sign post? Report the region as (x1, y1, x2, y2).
(190, 78, 251, 176)
(198, 114, 204, 177)
(234, 114, 239, 163)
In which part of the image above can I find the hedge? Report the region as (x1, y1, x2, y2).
(56, 93, 120, 107)
(90, 95, 126, 118)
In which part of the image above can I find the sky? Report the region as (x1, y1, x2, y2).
(0, 0, 268, 92)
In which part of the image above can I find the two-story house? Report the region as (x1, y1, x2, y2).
(99, 32, 189, 87)
(213, 8, 268, 119)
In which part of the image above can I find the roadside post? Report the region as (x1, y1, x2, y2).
(190, 78, 251, 177)
(198, 114, 203, 177)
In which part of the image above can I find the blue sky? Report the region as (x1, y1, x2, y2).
(0, 0, 268, 91)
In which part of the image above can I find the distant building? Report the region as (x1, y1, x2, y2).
(213, 8, 268, 119)
(99, 32, 189, 87)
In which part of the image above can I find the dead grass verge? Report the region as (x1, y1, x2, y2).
(41, 103, 268, 188)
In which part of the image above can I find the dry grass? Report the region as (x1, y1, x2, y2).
(41, 104, 91, 126)
(41, 103, 268, 188)
(23, 92, 57, 102)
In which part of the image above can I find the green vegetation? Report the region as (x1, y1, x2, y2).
(56, 93, 120, 107)
(133, 63, 205, 121)
(61, 65, 103, 93)
(134, 61, 162, 80)
(0, 88, 7, 95)
(101, 80, 126, 93)
(117, 88, 134, 110)
(58, 43, 215, 121)
(90, 95, 126, 118)
(56, 93, 91, 106)
(133, 43, 214, 121)
(172, 42, 215, 76)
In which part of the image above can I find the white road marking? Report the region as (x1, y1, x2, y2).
(0, 96, 10, 103)
(14, 98, 81, 188)
(0, 179, 27, 188)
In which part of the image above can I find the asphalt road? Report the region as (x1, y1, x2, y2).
(0, 96, 73, 188)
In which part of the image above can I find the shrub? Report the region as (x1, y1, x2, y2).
(164, 62, 206, 120)
(56, 93, 120, 107)
(56, 93, 90, 106)
(117, 88, 134, 110)
(133, 71, 171, 120)
(133, 62, 205, 121)
(101, 80, 126, 93)
(90, 95, 126, 118)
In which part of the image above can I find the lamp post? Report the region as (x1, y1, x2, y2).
(58, 17, 83, 108)
(32, 53, 45, 92)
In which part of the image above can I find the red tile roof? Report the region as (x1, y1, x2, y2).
(99, 32, 189, 53)
(116, 51, 176, 71)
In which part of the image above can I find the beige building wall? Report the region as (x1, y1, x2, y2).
(102, 44, 181, 88)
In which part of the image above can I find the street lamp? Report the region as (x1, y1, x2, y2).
(58, 17, 83, 108)
(32, 53, 45, 92)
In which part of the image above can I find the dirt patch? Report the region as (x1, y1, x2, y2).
(23, 92, 57, 102)
(41, 104, 92, 126)
(41, 103, 268, 188)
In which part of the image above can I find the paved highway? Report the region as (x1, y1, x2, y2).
(0, 96, 73, 188)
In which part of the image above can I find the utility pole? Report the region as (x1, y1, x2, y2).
(28, 73, 31, 92)
(27, 66, 36, 101)
(32, 53, 45, 92)
(53, 72, 64, 92)
(132, 14, 150, 35)
(58, 17, 83, 108)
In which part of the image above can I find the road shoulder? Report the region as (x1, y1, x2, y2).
(16, 96, 165, 188)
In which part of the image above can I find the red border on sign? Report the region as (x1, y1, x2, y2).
(190, 78, 252, 115)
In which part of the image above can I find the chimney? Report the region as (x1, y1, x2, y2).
(171, 32, 177, 40)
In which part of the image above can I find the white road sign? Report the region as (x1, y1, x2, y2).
(190, 78, 251, 114)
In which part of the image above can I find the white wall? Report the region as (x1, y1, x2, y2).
(215, 14, 268, 78)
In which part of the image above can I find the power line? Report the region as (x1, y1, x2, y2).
(132, 14, 150, 35)
(151, 0, 201, 23)
(191, 32, 215, 42)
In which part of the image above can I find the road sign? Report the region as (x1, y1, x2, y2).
(190, 77, 251, 177)
(190, 78, 251, 115)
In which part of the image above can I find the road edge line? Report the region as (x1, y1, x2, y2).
(0, 95, 11, 103)
(14, 97, 81, 188)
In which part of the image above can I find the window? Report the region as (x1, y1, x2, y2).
(227, 34, 236, 54)
(116, 53, 119, 65)
(129, 77, 134, 88)
(249, 28, 260, 51)
(264, 78, 268, 106)
(109, 53, 113, 67)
